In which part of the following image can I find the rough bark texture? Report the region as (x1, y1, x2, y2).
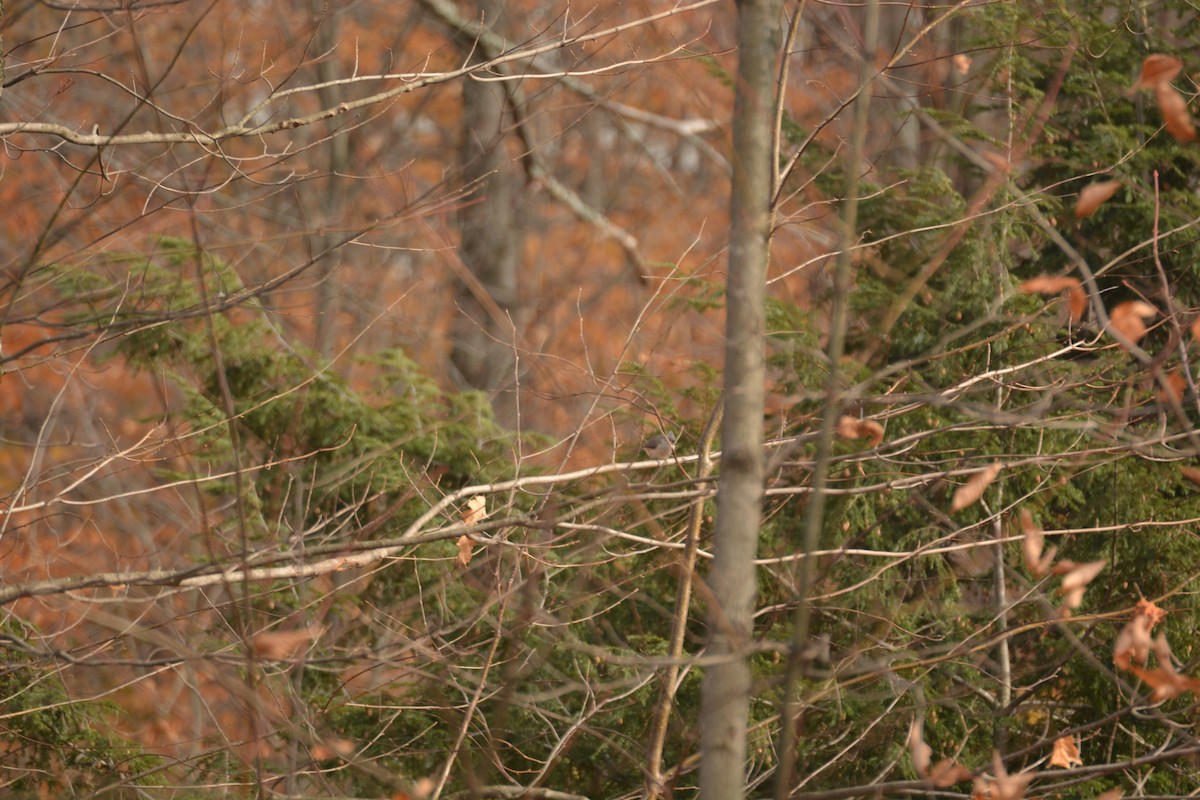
(449, 0, 521, 425)
(698, 1, 782, 798)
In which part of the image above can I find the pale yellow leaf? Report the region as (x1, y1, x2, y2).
(462, 494, 488, 526)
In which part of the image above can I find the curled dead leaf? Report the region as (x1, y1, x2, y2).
(836, 415, 885, 447)
(1019, 509, 1056, 578)
(1048, 735, 1082, 769)
(1155, 82, 1197, 142)
(951, 462, 1002, 513)
(972, 751, 1034, 800)
(455, 534, 474, 567)
(1058, 560, 1106, 594)
(909, 719, 972, 787)
(927, 758, 974, 788)
(1132, 54, 1184, 91)
(462, 494, 488, 526)
(1108, 300, 1157, 349)
(1074, 180, 1121, 219)
(1114, 600, 1166, 670)
(1017, 275, 1087, 324)
(1128, 635, 1200, 700)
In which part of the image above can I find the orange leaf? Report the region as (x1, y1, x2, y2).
(1074, 180, 1121, 219)
(1114, 601, 1165, 670)
(1181, 466, 1200, 488)
(462, 494, 488, 526)
(1108, 300, 1157, 348)
(1159, 370, 1187, 405)
(1132, 54, 1184, 91)
(250, 625, 324, 660)
(455, 534, 474, 567)
(1049, 735, 1082, 769)
(836, 415, 884, 447)
(951, 462, 1002, 513)
(1156, 82, 1197, 142)
(1017, 275, 1087, 323)
(1127, 636, 1200, 701)
(1192, 315, 1200, 340)
(1019, 509, 1056, 578)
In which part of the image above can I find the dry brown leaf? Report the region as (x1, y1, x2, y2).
(462, 494, 488, 526)
(1127, 635, 1200, 701)
(1114, 601, 1165, 670)
(1132, 54, 1185, 91)
(250, 625, 324, 660)
(310, 738, 356, 760)
(1074, 180, 1121, 219)
(455, 534, 474, 567)
(1181, 465, 1200, 488)
(951, 462, 1002, 513)
(1019, 509, 1056, 578)
(1137, 598, 1168, 626)
(909, 720, 972, 787)
(972, 751, 1034, 800)
(836, 415, 885, 447)
(1094, 790, 1124, 800)
(1160, 370, 1187, 405)
(1058, 560, 1106, 594)
(1156, 82, 1197, 142)
(1108, 300, 1157, 348)
(908, 719, 932, 779)
(1048, 735, 1083, 769)
(927, 758, 974, 788)
(1059, 586, 1088, 614)
(1017, 275, 1088, 323)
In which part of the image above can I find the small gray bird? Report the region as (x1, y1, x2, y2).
(643, 431, 677, 459)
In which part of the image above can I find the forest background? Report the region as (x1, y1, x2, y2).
(3, 1, 1200, 799)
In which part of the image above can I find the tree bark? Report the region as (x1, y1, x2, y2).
(449, 0, 522, 425)
(698, 1, 782, 798)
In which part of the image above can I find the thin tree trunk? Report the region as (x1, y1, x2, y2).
(698, 1, 782, 798)
(312, 6, 351, 358)
(449, 0, 521, 425)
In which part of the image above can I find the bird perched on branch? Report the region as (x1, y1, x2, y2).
(643, 431, 677, 459)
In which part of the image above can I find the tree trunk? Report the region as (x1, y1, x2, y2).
(698, 1, 782, 798)
(312, 4, 351, 358)
(449, 0, 522, 425)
